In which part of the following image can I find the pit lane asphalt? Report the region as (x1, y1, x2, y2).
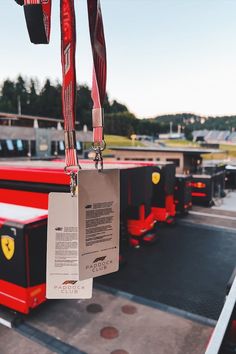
(95, 222, 236, 320)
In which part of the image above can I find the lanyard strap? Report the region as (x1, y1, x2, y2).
(16, 0, 52, 44)
(87, 0, 107, 147)
(61, 0, 107, 170)
(16, 0, 107, 171)
(60, 0, 78, 169)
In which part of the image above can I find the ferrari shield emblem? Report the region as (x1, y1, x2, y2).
(152, 172, 161, 185)
(1, 236, 15, 260)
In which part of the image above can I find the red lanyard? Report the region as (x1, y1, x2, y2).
(16, 0, 52, 44)
(15, 0, 107, 171)
(60, 0, 78, 170)
(87, 0, 107, 169)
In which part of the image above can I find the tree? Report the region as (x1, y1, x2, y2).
(110, 100, 128, 113)
(0, 79, 16, 112)
(27, 79, 39, 115)
(76, 85, 93, 129)
(15, 75, 28, 114)
(104, 112, 137, 137)
(39, 79, 61, 118)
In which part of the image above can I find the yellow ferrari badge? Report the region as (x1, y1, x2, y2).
(1, 235, 15, 260)
(152, 172, 161, 185)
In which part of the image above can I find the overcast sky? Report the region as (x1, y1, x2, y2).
(1, 0, 236, 118)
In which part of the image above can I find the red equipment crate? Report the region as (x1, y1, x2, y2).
(0, 203, 48, 314)
(0, 162, 157, 247)
(191, 174, 214, 206)
(174, 174, 192, 214)
(124, 166, 155, 242)
(0, 160, 176, 250)
(151, 163, 176, 223)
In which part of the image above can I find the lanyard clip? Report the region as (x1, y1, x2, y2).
(94, 148, 103, 171)
(69, 171, 77, 197)
(64, 166, 80, 196)
(92, 140, 106, 172)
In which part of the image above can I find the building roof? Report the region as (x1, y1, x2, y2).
(110, 146, 225, 155)
(205, 130, 230, 142)
(192, 130, 209, 139)
(192, 130, 231, 142)
(227, 132, 236, 142)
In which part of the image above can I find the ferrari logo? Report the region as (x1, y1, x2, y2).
(152, 172, 161, 185)
(1, 236, 15, 260)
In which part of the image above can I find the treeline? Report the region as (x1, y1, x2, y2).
(152, 113, 236, 133)
(0, 76, 133, 131)
(0, 76, 168, 137)
(0, 76, 235, 138)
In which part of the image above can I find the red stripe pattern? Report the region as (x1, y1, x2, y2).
(60, 0, 78, 167)
(16, 0, 107, 167)
(87, 0, 107, 144)
(24, 0, 40, 4)
(22, 0, 52, 44)
(41, 0, 52, 43)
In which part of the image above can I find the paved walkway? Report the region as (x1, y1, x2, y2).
(0, 325, 53, 354)
(184, 193, 236, 231)
(3, 288, 212, 354)
(213, 191, 236, 212)
(0, 161, 235, 353)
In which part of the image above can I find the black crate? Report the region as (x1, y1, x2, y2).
(225, 166, 236, 190)
(191, 174, 214, 206)
(127, 205, 151, 220)
(151, 163, 176, 208)
(212, 171, 226, 198)
(203, 164, 226, 175)
(127, 166, 153, 207)
(0, 204, 47, 288)
(174, 174, 192, 214)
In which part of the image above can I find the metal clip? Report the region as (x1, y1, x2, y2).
(70, 171, 77, 197)
(94, 148, 103, 172)
(91, 140, 106, 172)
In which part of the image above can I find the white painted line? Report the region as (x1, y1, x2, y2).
(0, 317, 12, 328)
(189, 210, 236, 221)
(205, 274, 236, 353)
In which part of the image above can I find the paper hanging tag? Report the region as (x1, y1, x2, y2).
(78, 169, 120, 280)
(46, 192, 93, 299)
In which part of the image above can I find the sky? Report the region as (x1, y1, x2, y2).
(1, 0, 236, 118)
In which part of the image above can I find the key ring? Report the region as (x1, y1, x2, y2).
(91, 140, 106, 171)
(64, 164, 81, 175)
(91, 139, 106, 152)
(69, 171, 77, 197)
(93, 147, 103, 171)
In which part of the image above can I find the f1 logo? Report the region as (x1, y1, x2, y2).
(93, 256, 106, 263)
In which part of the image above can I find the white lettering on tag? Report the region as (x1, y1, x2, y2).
(46, 193, 92, 299)
(78, 169, 120, 280)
